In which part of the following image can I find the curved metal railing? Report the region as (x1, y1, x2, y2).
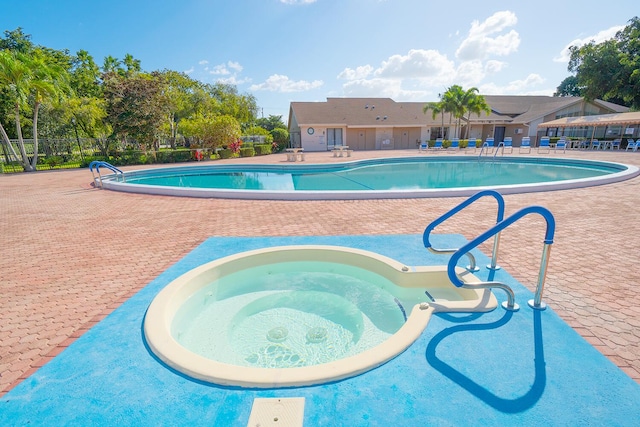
(89, 161, 124, 188)
(447, 205, 556, 311)
(423, 190, 505, 271)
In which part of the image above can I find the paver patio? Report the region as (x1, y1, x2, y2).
(1, 149, 639, 396)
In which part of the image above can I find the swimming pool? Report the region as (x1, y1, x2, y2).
(96, 156, 639, 200)
(144, 245, 497, 387)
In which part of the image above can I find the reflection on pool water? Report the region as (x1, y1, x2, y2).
(98, 156, 639, 199)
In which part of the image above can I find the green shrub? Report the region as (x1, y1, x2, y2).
(156, 149, 192, 163)
(218, 148, 234, 159)
(44, 156, 64, 169)
(240, 147, 255, 157)
(254, 144, 273, 155)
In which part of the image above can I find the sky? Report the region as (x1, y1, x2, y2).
(2, 1, 637, 121)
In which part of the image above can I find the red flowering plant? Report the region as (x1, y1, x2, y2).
(229, 138, 242, 154)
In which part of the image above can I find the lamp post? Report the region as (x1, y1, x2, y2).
(71, 117, 84, 161)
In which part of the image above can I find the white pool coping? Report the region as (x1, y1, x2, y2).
(98, 156, 640, 200)
(143, 245, 497, 388)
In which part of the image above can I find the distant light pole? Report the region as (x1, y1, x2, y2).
(71, 117, 84, 161)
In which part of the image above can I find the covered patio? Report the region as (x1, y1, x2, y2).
(539, 111, 640, 147)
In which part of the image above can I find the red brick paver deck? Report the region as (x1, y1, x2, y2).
(2, 149, 640, 395)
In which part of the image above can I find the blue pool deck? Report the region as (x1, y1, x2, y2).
(2, 234, 640, 426)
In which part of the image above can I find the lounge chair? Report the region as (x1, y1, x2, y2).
(448, 138, 460, 151)
(610, 139, 622, 150)
(519, 137, 531, 153)
(578, 140, 591, 150)
(465, 138, 477, 152)
(418, 141, 428, 152)
(482, 137, 495, 154)
(591, 139, 601, 150)
(538, 137, 551, 154)
(502, 137, 513, 154)
(554, 138, 567, 153)
(626, 139, 639, 151)
(430, 138, 443, 152)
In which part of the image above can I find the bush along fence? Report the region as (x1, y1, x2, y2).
(0, 139, 279, 173)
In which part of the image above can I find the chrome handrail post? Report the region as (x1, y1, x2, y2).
(487, 231, 501, 270)
(528, 243, 551, 310)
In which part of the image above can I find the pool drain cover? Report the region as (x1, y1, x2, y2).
(247, 397, 305, 427)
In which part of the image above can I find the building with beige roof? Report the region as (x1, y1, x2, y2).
(288, 96, 630, 151)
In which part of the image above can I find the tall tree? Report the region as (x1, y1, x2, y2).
(123, 53, 141, 76)
(441, 85, 467, 138)
(0, 27, 33, 52)
(255, 115, 286, 132)
(462, 88, 491, 139)
(0, 49, 69, 171)
(568, 16, 640, 109)
(71, 49, 102, 98)
(102, 55, 122, 74)
(156, 70, 199, 146)
(103, 71, 167, 150)
(554, 75, 582, 97)
(423, 99, 446, 139)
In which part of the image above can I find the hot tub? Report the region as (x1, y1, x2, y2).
(143, 245, 497, 388)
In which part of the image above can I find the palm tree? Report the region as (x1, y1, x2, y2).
(462, 88, 491, 139)
(0, 50, 34, 170)
(0, 49, 69, 171)
(441, 85, 468, 138)
(423, 97, 445, 139)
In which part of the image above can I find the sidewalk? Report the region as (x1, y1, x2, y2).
(2, 149, 640, 395)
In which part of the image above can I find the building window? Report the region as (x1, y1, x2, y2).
(327, 128, 343, 146)
(430, 127, 448, 139)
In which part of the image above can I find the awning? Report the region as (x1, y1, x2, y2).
(539, 111, 640, 128)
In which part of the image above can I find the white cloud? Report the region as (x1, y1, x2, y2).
(454, 60, 486, 86)
(456, 11, 520, 61)
(249, 74, 324, 92)
(210, 64, 230, 75)
(184, 67, 194, 75)
(341, 78, 426, 100)
(198, 60, 208, 65)
(227, 61, 243, 72)
(374, 49, 456, 81)
(216, 76, 251, 85)
(479, 73, 545, 95)
(210, 61, 244, 76)
(554, 25, 624, 63)
(484, 60, 507, 74)
(336, 49, 456, 99)
(337, 65, 374, 80)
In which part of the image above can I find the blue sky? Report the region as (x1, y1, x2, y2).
(3, 1, 637, 120)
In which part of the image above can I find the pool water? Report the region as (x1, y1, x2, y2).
(125, 159, 617, 191)
(171, 262, 417, 368)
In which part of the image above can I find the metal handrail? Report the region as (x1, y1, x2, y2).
(423, 190, 505, 272)
(478, 142, 490, 158)
(447, 205, 556, 311)
(493, 142, 505, 158)
(89, 161, 124, 188)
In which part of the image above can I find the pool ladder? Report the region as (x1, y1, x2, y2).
(89, 161, 124, 188)
(423, 190, 555, 311)
(478, 142, 506, 159)
(423, 189, 505, 272)
(493, 142, 506, 158)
